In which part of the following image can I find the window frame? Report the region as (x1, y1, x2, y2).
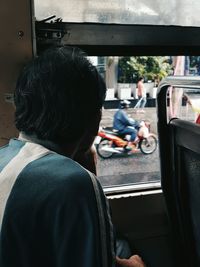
(36, 22, 200, 56)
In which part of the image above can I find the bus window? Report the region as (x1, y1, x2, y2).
(35, 0, 200, 27)
(91, 56, 164, 189)
(167, 87, 200, 122)
(84, 55, 199, 191)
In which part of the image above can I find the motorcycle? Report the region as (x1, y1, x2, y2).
(95, 121, 158, 159)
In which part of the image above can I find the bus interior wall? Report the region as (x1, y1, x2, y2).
(0, 0, 33, 146)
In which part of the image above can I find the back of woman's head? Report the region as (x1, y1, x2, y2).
(14, 46, 106, 142)
(138, 77, 144, 82)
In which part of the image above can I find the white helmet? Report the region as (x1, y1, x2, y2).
(120, 99, 131, 109)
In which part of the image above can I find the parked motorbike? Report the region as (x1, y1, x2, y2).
(95, 121, 158, 159)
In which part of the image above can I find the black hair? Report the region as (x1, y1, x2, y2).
(14, 46, 106, 142)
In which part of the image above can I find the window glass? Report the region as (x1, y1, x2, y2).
(94, 56, 169, 188)
(35, 0, 200, 27)
(167, 87, 200, 122)
(164, 56, 200, 122)
(93, 55, 199, 188)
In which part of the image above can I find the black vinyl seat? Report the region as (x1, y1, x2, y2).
(164, 119, 200, 267)
(156, 77, 200, 267)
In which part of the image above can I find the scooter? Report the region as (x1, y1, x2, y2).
(95, 121, 158, 159)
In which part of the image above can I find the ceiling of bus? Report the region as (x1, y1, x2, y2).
(34, 0, 200, 27)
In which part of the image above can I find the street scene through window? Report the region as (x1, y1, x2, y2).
(92, 56, 200, 188)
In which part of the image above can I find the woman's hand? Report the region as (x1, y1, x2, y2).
(116, 255, 146, 267)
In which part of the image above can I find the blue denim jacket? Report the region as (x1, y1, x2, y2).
(113, 109, 139, 131)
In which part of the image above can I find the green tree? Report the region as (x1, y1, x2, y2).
(118, 57, 133, 83)
(118, 56, 172, 83)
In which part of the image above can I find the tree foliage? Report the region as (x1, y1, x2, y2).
(118, 56, 172, 83)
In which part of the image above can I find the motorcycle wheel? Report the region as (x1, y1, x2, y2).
(139, 135, 157, 154)
(96, 138, 114, 159)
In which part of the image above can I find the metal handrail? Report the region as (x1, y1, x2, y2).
(158, 76, 200, 91)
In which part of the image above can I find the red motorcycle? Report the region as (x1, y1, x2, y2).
(95, 121, 158, 159)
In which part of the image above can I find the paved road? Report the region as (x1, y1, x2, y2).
(96, 146, 160, 187)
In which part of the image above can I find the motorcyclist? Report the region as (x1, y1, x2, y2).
(113, 100, 140, 149)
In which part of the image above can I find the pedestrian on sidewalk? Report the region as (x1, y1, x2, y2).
(134, 77, 146, 113)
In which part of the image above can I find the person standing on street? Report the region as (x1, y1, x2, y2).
(134, 77, 146, 113)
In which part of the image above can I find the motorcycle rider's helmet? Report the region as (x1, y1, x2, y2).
(120, 99, 131, 109)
